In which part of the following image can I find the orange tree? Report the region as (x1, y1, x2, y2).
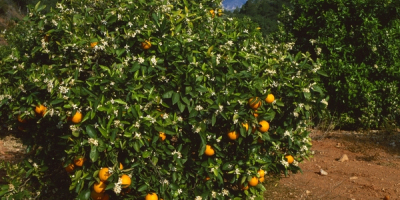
(0, 0, 327, 199)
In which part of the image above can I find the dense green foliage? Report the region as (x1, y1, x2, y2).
(279, 0, 400, 129)
(0, 0, 326, 199)
(229, 0, 291, 36)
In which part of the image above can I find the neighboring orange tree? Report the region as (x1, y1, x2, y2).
(0, 0, 327, 199)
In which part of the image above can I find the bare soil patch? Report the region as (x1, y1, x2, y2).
(264, 129, 400, 200)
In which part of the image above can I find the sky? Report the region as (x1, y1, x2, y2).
(222, 0, 247, 11)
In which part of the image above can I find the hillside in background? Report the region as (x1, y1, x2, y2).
(229, 0, 292, 36)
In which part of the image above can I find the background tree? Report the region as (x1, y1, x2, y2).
(279, 0, 400, 129)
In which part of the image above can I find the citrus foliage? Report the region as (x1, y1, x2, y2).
(0, 0, 326, 199)
(279, 0, 400, 129)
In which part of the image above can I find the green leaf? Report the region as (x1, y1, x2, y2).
(138, 184, 148, 192)
(86, 125, 97, 138)
(114, 99, 127, 105)
(177, 100, 185, 112)
(317, 70, 328, 77)
(142, 151, 151, 158)
(90, 146, 99, 162)
(172, 92, 180, 105)
(163, 90, 174, 98)
(50, 99, 64, 105)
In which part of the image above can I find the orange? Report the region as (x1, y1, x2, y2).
(35, 105, 47, 116)
(71, 111, 82, 123)
(204, 145, 215, 156)
(217, 9, 222, 17)
(209, 9, 215, 18)
(119, 163, 123, 170)
(101, 193, 109, 200)
(91, 42, 98, 48)
(141, 40, 151, 50)
(18, 126, 25, 131)
(253, 110, 259, 118)
(145, 192, 158, 200)
(120, 174, 131, 188)
(258, 120, 270, 133)
(159, 132, 166, 141)
(242, 123, 249, 131)
(241, 184, 249, 190)
(248, 176, 259, 187)
(204, 177, 210, 181)
(265, 94, 275, 104)
(93, 181, 106, 193)
(248, 97, 262, 109)
(258, 169, 265, 177)
(90, 190, 105, 200)
(258, 169, 265, 182)
(285, 155, 294, 164)
(74, 157, 85, 167)
(17, 115, 27, 123)
(99, 167, 111, 181)
(65, 163, 74, 173)
(227, 131, 238, 140)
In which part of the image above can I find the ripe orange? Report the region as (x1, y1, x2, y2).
(258, 169, 265, 177)
(90, 190, 105, 200)
(17, 115, 27, 123)
(99, 167, 111, 181)
(258, 120, 270, 133)
(120, 174, 131, 188)
(159, 132, 166, 141)
(145, 192, 158, 200)
(65, 163, 74, 173)
(119, 163, 123, 170)
(74, 157, 85, 167)
(141, 40, 151, 50)
(248, 97, 262, 109)
(227, 131, 238, 140)
(204, 145, 215, 156)
(204, 177, 210, 181)
(241, 184, 249, 190)
(93, 181, 106, 193)
(285, 155, 294, 164)
(242, 123, 249, 131)
(209, 9, 215, 18)
(71, 111, 82, 123)
(217, 9, 222, 17)
(91, 42, 98, 48)
(35, 105, 47, 116)
(258, 169, 265, 182)
(253, 110, 259, 118)
(248, 176, 259, 187)
(265, 94, 275, 104)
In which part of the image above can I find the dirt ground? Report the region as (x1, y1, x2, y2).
(1, 129, 400, 199)
(265, 129, 400, 200)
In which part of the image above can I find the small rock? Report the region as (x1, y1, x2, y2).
(320, 169, 328, 176)
(350, 176, 358, 180)
(338, 154, 349, 162)
(306, 190, 311, 195)
(384, 195, 390, 200)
